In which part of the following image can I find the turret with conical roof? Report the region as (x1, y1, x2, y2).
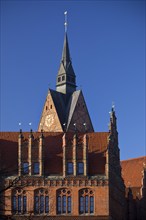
(56, 33, 76, 96)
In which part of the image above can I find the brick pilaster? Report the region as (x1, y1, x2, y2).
(62, 134, 66, 177)
(18, 129, 23, 176)
(39, 132, 44, 176)
(28, 130, 33, 175)
(73, 134, 77, 176)
(83, 134, 88, 176)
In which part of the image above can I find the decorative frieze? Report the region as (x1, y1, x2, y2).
(4, 177, 108, 188)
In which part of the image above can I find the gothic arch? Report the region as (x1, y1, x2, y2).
(79, 188, 94, 214)
(56, 188, 72, 214)
(34, 188, 49, 214)
(11, 188, 27, 214)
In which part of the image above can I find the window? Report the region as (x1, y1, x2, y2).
(67, 162, 73, 175)
(34, 162, 39, 174)
(58, 77, 61, 82)
(79, 189, 94, 214)
(12, 189, 27, 214)
(78, 162, 84, 175)
(57, 189, 72, 214)
(62, 75, 65, 81)
(22, 162, 29, 174)
(34, 189, 49, 214)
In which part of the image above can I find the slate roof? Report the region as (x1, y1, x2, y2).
(49, 89, 93, 132)
(66, 90, 81, 129)
(49, 89, 66, 127)
(58, 33, 75, 76)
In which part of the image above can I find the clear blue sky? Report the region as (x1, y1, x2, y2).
(1, 0, 145, 160)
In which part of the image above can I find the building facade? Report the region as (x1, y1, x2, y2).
(0, 32, 146, 220)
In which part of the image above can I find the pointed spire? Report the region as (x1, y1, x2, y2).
(56, 33, 76, 95)
(61, 33, 71, 67)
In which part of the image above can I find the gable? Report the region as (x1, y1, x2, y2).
(38, 90, 63, 132)
(66, 90, 94, 132)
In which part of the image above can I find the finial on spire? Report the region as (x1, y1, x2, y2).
(64, 11, 68, 32)
(112, 101, 115, 112)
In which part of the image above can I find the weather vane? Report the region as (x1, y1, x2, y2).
(64, 11, 68, 32)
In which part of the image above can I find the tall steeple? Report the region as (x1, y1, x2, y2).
(56, 33, 76, 95)
(38, 12, 94, 132)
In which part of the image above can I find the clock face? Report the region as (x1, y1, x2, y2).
(45, 114, 54, 127)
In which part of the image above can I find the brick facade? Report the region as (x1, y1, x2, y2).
(0, 32, 146, 220)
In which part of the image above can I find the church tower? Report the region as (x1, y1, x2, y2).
(38, 30, 94, 132)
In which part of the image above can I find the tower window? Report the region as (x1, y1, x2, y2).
(46, 106, 48, 111)
(62, 75, 65, 81)
(22, 162, 29, 174)
(34, 162, 39, 174)
(78, 162, 84, 175)
(57, 188, 72, 214)
(67, 162, 73, 175)
(50, 105, 52, 109)
(79, 189, 94, 214)
(58, 77, 61, 82)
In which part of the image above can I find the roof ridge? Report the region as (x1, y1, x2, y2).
(121, 156, 146, 162)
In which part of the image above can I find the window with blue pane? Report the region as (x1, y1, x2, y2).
(90, 196, 94, 213)
(78, 162, 84, 175)
(67, 162, 73, 175)
(79, 189, 94, 214)
(57, 189, 72, 214)
(67, 196, 71, 213)
(23, 162, 29, 174)
(34, 189, 49, 214)
(34, 162, 39, 174)
(12, 189, 27, 214)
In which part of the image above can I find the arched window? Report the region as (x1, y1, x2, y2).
(12, 189, 27, 214)
(79, 188, 94, 214)
(34, 189, 49, 214)
(57, 188, 72, 214)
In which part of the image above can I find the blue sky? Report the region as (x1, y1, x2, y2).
(0, 0, 145, 160)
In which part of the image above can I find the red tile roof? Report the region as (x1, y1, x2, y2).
(0, 131, 109, 176)
(121, 156, 146, 188)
